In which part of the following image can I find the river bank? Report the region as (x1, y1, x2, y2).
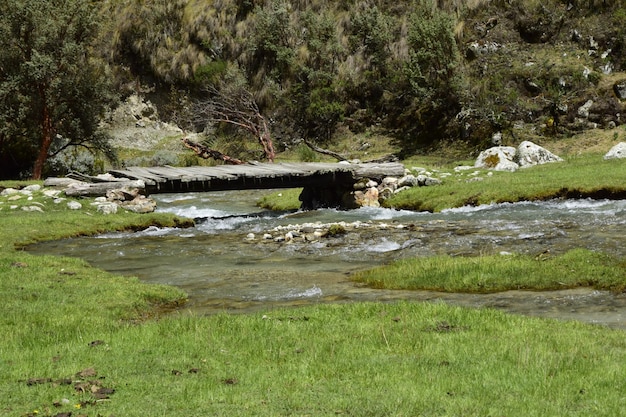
(2, 143, 626, 416)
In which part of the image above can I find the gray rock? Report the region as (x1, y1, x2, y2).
(22, 206, 44, 212)
(416, 174, 428, 185)
(378, 187, 395, 200)
(96, 202, 119, 215)
(577, 100, 594, 118)
(23, 184, 42, 192)
(613, 80, 626, 100)
(604, 142, 626, 160)
(119, 195, 156, 213)
(516, 141, 563, 168)
(67, 201, 82, 210)
(454, 165, 474, 172)
(398, 175, 418, 188)
(424, 177, 442, 186)
(43, 177, 83, 188)
(475, 146, 519, 172)
(0, 188, 18, 196)
(43, 189, 62, 198)
(466, 41, 502, 59)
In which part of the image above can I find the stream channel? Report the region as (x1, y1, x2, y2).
(29, 191, 626, 329)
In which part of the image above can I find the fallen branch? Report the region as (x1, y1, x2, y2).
(303, 139, 347, 162)
(182, 138, 244, 165)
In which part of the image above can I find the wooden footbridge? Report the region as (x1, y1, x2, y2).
(87, 161, 405, 209)
(108, 162, 403, 192)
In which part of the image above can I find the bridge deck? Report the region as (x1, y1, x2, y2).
(108, 162, 406, 194)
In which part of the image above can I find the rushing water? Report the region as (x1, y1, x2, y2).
(29, 191, 626, 328)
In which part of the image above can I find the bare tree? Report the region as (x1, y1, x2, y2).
(190, 85, 275, 163)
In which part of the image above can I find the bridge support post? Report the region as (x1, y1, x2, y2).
(299, 185, 358, 210)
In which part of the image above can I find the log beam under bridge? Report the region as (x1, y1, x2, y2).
(106, 162, 406, 209)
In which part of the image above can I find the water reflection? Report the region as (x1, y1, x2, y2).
(28, 191, 626, 329)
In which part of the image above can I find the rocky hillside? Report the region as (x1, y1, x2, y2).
(455, 1, 626, 147)
(3, 0, 626, 179)
(103, 0, 626, 158)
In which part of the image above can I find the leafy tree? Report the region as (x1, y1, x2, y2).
(289, 11, 345, 141)
(248, 0, 296, 82)
(349, 4, 393, 76)
(0, 0, 116, 179)
(388, 1, 461, 153)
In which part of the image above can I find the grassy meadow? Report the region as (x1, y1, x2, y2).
(1, 144, 626, 416)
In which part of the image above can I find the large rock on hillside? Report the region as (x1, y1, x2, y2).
(475, 141, 563, 171)
(475, 146, 519, 172)
(516, 141, 563, 168)
(613, 80, 626, 100)
(104, 94, 183, 151)
(604, 142, 626, 160)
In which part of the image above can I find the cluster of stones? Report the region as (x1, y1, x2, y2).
(43, 175, 157, 214)
(466, 140, 564, 172)
(0, 184, 55, 212)
(465, 140, 626, 173)
(1, 180, 156, 215)
(350, 171, 442, 208)
(244, 220, 408, 243)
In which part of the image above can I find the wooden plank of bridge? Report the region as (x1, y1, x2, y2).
(108, 167, 167, 185)
(107, 162, 406, 194)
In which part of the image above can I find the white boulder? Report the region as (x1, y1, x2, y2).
(475, 146, 519, 172)
(604, 142, 626, 160)
(516, 141, 563, 168)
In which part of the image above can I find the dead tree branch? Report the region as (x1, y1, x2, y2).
(182, 137, 244, 165)
(303, 139, 348, 162)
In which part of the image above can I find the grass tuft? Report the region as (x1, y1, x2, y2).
(352, 249, 626, 293)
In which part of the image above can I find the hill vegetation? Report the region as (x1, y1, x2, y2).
(2, 0, 626, 178)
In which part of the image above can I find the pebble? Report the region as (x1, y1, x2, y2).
(67, 201, 82, 210)
(22, 206, 44, 212)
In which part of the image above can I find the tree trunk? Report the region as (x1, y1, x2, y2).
(32, 93, 53, 180)
(259, 117, 275, 162)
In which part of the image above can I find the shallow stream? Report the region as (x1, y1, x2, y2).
(29, 191, 626, 329)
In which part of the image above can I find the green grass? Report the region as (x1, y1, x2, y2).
(2, 176, 626, 416)
(257, 152, 626, 212)
(257, 188, 302, 211)
(386, 153, 626, 212)
(352, 249, 626, 293)
(5, 302, 626, 417)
